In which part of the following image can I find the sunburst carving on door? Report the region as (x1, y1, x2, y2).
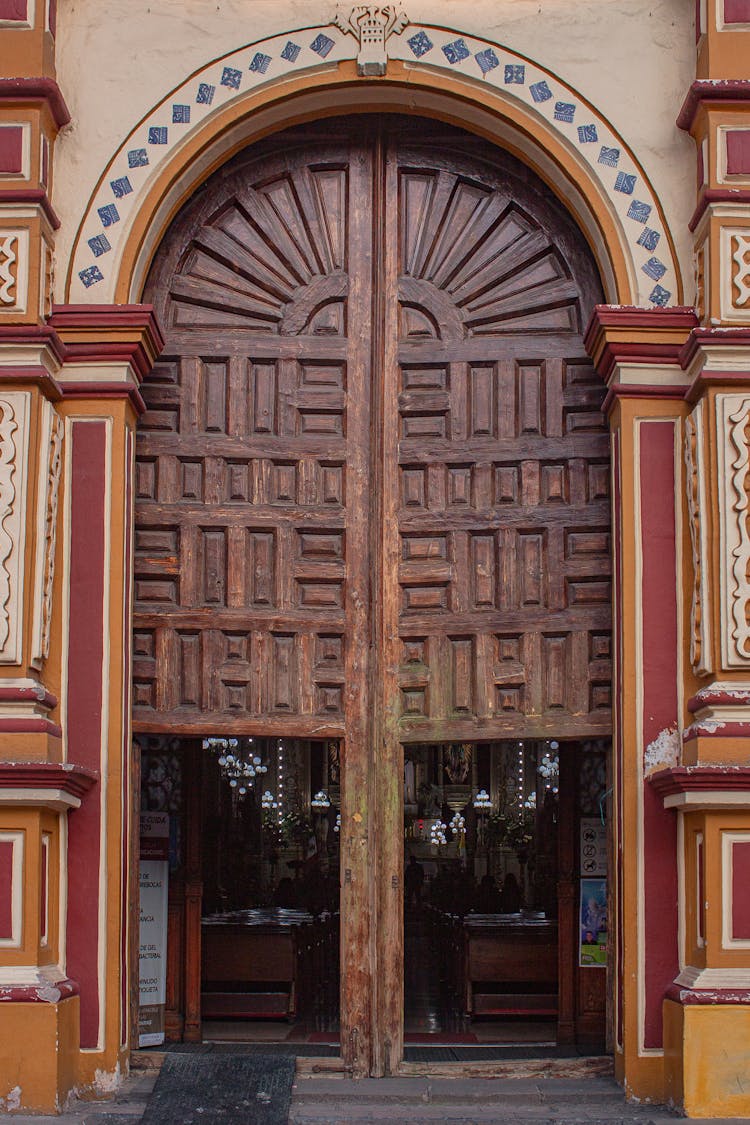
(168, 166, 349, 334)
(399, 170, 581, 338)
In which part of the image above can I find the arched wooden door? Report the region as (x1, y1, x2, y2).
(136, 116, 610, 1072)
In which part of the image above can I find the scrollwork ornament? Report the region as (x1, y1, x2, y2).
(0, 400, 19, 652)
(727, 397, 750, 662)
(0, 235, 17, 306)
(40, 412, 63, 660)
(684, 403, 711, 674)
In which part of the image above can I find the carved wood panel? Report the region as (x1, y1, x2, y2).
(136, 126, 371, 734)
(135, 119, 610, 741)
(390, 128, 610, 741)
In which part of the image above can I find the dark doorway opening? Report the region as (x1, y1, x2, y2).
(138, 737, 341, 1046)
(402, 739, 609, 1050)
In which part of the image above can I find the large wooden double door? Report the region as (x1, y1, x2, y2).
(135, 116, 611, 1070)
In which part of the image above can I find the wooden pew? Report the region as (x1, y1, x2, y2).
(461, 914, 558, 1019)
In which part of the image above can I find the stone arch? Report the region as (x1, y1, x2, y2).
(64, 22, 683, 309)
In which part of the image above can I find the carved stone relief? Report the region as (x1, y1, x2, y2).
(721, 227, 750, 321)
(0, 235, 18, 305)
(684, 401, 711, 675)
(717, 393, 750, 668)
(333, 5, 408, 74)
(0, 393, 30, 665)
(31, 402, 64, 667)
(732, 232, 750, 308)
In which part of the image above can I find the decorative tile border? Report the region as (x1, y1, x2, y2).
(68, 22, 678, 307)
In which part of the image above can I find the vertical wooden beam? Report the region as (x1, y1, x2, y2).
(338, 131, 375, 1079)
(557, 747, 576, 1044)
(371, 125, 404, 1078)
(183, 742, 202, 1042)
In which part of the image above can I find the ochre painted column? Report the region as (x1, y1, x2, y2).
(0, 2, 83, 1113)
(586, 307, 696, 1105)
(656, 3, 750, 1113)
(49, 306, 163, 1094)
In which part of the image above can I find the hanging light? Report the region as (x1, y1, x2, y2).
(311, 790, 331, 810)
(202, 737, 269, 800)
(473, 789, 492, 810)
(430, 821, 447, 847)
(538, 746, 560, 794)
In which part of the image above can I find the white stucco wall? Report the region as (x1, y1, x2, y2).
(52, 0, 696, 302)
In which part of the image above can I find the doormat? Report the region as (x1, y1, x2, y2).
(140, 1052, 295, 1124)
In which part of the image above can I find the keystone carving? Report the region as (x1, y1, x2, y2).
(333, 5, 409, 75)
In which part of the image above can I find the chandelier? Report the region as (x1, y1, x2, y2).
(538, 740, 560, 794)
(202, 737, 268, 798)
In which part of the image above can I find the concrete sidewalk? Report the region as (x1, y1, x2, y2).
(5, 1070, 750, 1123)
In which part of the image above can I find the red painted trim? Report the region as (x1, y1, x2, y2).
(724, 0, 750, 23)
(688, 188, 750, 233)
(0, 188, 61, 231)
(731, 841, 750, 939)
(726, 130, 750, 176)
(640, 420, 679, 1050)
(0, 979, 80, 1003)
(685, 721, 750, 739)
(0, 718, 61, 736)
(0, 685, 57, 709)
(50, 304, 165, 352)
(678, 80, 750, 132)
(0, 1, 28, 20)
(0, 78, 71, 129)
(66, 420, 107, 1049)
(40, 833, 48, 944)
(120, 428, 133, 1047)
(0, 840, 13, 940)
(584, 305, 698, 352)
(0, 124, 23, 174)
(688, 685, 750, 711)
(681, 325, 750, 368)
(0, 762, 97, 799)
(649, 765, 750, 798)
(665, 984, 750, 1005)
(0, 368, 62, 401)
(613, 430, 624, 1052)
(61, 382, 146, 416)
(61, 347, 155, 384)
(0, 323, 65, 365)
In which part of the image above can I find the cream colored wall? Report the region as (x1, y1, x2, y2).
(52, 0, 696, 301)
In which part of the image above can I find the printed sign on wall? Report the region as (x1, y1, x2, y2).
(580, 817, 607, 876)
(579, 876, 607, 968)
(138, 813, 169, 1047)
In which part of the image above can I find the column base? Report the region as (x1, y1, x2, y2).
(664, 995, 750, 1118)
(0, 993, 79, 1114)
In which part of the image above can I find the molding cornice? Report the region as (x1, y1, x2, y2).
(678, 79, 750, 133)
(0, 761, 97, 799)
(0, 325, 65, 371)
(689, 188, 750, 234)
(0, 78, 71, 131)
(0, 189, 61, 232)
(49, 304, 165, 383)
(649, 766, 750, 809)
(584, 305, 698, 382)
